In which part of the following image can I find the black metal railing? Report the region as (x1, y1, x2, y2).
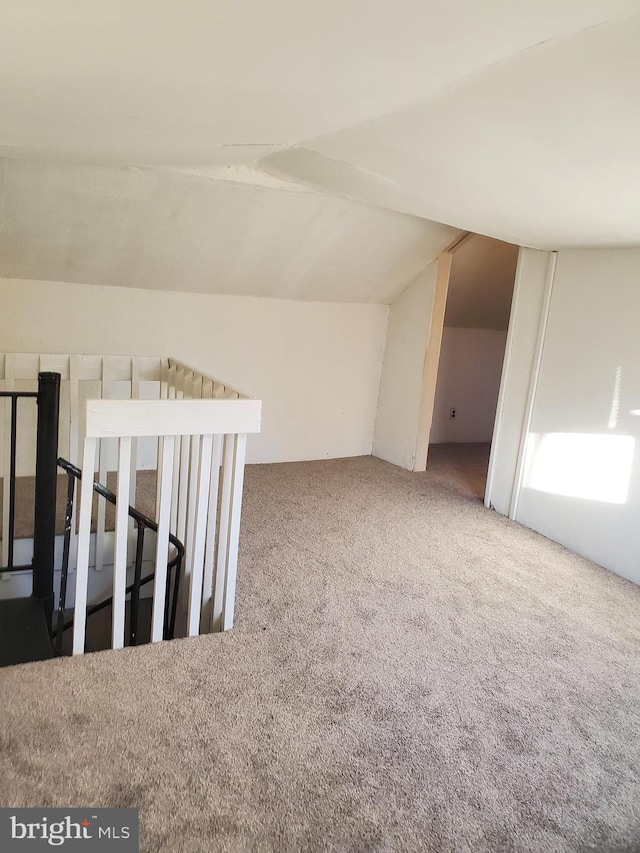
(0, 372, 60, 629)
(54, 459, 184, 656)
(0, 389, 38, 573)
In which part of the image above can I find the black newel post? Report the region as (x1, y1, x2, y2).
(32, 372, 61, 634)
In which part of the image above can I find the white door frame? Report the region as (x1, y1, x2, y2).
(413, 232, 473, 472)
(484, 249, 557, 515)
(414, 232, 530, 510)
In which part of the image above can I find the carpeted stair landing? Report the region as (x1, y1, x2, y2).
(1, 452, 639, 852)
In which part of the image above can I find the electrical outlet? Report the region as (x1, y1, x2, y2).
(449, 408, 456, 419)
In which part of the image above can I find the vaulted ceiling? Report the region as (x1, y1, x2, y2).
(0, 1, 638, 301)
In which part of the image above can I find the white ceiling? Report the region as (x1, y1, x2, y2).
(1, 0, 634, 165)
(276, 12, 640, 249)
(0, 0, 638, 300)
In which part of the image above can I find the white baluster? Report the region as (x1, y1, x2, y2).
(72, 437, 98, 655)
(151, 435, 175, 643)
(112, 436, 132, 649)
(187, 434, 213, 636)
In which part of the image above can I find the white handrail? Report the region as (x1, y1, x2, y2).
(85, 398, 261, 438)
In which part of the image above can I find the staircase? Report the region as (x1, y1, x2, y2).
(52, 457, 184, 655)
(0, 354, 261, 666)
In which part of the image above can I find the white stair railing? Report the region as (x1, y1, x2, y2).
(0, 353, 262, 651)
(72, 396, 261, 655)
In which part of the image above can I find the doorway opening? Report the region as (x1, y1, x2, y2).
(426, 234, 519, 501)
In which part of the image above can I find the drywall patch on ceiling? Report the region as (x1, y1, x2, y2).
(157, 163, 312, 193)
(260, 147, 435, 218)
(0, 159, 460, 304)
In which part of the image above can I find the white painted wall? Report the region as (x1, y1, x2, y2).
(488, 248, 640, 585)
(0, 278, 388, 465)
(514, 249, 640, 585)
(373, 262, 437, 469)
(430, 327, 507, 444)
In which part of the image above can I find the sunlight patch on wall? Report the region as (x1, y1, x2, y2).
(523, 433, 635, 504)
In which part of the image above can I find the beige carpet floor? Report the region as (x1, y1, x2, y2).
(1, 447, 640, 852)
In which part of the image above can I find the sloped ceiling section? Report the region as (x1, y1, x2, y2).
(445, 236, 519, 331)
(0, 159, 460, 303)
(0, 0, 638, 304)
(264, 12, 640, 249)
(0, 0, 634, 166)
